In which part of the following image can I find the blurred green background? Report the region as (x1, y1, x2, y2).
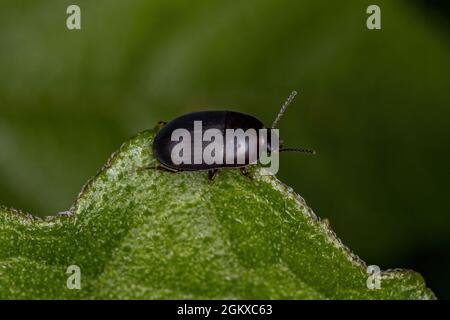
(0, 0, 449, 298)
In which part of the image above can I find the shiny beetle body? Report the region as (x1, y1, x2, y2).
(152, 111, 266, 171)
(147, 91, 314, 180)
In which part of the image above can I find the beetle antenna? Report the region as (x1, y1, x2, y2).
(271, 90, 298, 129)
(279, 147, 316, 155)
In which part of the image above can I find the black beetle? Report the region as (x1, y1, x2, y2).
(146, 91, 315, 180)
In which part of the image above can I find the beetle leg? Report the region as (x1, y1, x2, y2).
(138, 164, 178, 173)
(239, 167, 253, 180)
(157, 121, 167, 129)
(207, 169, 218, 182)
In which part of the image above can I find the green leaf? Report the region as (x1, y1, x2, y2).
(0, 126, 435, 299)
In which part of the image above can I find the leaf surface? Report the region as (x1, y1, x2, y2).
(0, 127, 435, 299)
